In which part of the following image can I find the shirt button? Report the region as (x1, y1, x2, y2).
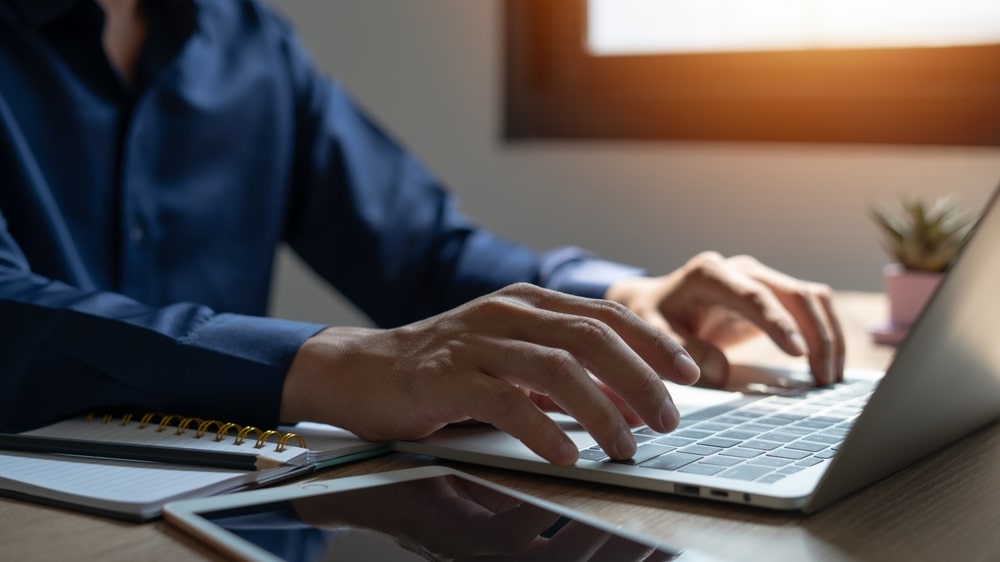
(129, 224, 145, 242)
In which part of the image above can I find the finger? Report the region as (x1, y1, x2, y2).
(624, 306, 701, 388)
(501, 284, 701, 386)
(455, 374, 582, 465)
(683, 259, 809, 359)
(470, 337, 638, 460)
(676, 337, 731, 388)
(731, 257, 847, 383)
(820, 292, 847, 381)
(530, 383, 645, 426)
(790, 285, 844, 384)
(790, 288, 837, 385)
(503, 305, 682, 435)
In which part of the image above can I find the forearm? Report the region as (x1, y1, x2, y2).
(0, 268, 325, 431)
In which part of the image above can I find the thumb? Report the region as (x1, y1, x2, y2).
(681, 338, 731, 388)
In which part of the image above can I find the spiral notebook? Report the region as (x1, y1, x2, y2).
(0, 413, 389, 521)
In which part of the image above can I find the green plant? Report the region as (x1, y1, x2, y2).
(870, 196, 974, 273)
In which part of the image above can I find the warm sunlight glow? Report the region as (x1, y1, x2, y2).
(589, 0, 1000, 55)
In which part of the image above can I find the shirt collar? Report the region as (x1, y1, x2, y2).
(4, 0, 81, 27)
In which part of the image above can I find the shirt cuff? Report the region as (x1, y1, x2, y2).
(539, 247, 646, 299)
(169, 314, 328, 428)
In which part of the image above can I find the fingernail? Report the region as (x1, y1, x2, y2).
(558, 438, 579, 465)
(614, 426, 636, 460)
(659, 400, 680, 431)
(674, 353, 701, 383)
(698, 352, 727, 387)
(790, 332, 808, 355)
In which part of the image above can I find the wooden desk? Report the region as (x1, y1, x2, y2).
(3, 292, 998, 562)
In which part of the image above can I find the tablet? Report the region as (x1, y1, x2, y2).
(165, 466, 725, 561)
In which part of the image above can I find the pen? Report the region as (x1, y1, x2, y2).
(0, 433, 285, 471)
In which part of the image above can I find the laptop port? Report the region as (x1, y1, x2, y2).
(675, 485, 700, 497)
(709, 489, 729, 498)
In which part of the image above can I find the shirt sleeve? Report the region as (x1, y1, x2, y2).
(271, 16, 644, 328)
(0, 210, 326, 432)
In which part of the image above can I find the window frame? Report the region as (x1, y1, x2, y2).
(504, 0, 1000, 146)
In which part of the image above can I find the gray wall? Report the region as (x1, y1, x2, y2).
(267, 0, 1000, 326)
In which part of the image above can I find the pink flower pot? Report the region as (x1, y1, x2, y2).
(883, 263, 943, 328)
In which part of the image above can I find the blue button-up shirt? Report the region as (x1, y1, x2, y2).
(0, 0, 643, 431)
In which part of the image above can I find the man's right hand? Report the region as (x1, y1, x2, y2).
(279, 283, 700, 465)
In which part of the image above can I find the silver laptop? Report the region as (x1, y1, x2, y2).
(396, 187, 1000, 513)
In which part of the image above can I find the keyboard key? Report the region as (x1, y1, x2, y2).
(781, 426, 817, 435)
(777, 466, 805, 474)
(578, 448, 608, 461)
(653, 436, 695, 447)
(748, 457, 793, 468)
(640, 452, 703, 471)
(673, 429, 714, 440)
(712, 416, 749, 425)
(692, 422, 730, 432)
(617, 444, 675, 465)
(678, 444, 723, 456)
(719, 447, 764, 459)
(814, 449, 837, 459)
(634, 426, 662, 437)
(767, 448, 812, 460)
(758, 473, 788, 484)
(796, 457, 825, 467)
(698, 437, 741, 448)
(795, 419, 837, 429)
(698, 455, 745, 467)
(758, 431, 801, 443)
(786, 441, 827, 453)
(800, 433, 842, 445)
(678, 463, 727, 476)
(718, 430, 759, 440)
(742, 440, 781, 451)
(719, 465, 774, 481)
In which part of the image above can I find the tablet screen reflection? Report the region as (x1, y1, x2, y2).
(203, 474, 680, 561)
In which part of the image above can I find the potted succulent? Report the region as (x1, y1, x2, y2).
(869, 196, 974, 344)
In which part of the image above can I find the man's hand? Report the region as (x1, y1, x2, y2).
(280, 283, 700, 465)
(606, 252, 845, 388)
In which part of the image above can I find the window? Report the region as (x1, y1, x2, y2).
(505, 0, 1000, 145)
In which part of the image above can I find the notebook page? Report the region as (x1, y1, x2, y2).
(281, 421, 391, 463)
(24, 418, 309, 466)
(0, 451, 274, 520)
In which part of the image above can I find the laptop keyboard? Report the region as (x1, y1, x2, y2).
(578, 379, 877, 485)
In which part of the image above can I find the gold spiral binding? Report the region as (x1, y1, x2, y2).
(156, 415, 179, 433)
(253, 430, 280, 449)
(235, 426, 262, 446)
(138, 412, 159, 429)
(83, 412, 308, 452)
(214, 422, 242, 443)
(194, 419, 223, 439)
(277, 432, 307, 453)
(175, 417, 203, 435)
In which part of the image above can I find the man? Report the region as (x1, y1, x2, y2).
(0, 0, 843, 465)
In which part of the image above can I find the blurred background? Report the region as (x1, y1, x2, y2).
(266, 0, 1000, 327)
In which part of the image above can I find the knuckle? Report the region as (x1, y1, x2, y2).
(574, 317, 615, 347)
(467, 293, 517, 317)
(692, 250, 725, 266)
(809, 282, 834, 300)
(500, 282, 545, 299)
(539, 348, 579, 378)
(488, 385, 530, 420)
(591, 297, 632, 322)
(729, 254, 759, 269)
